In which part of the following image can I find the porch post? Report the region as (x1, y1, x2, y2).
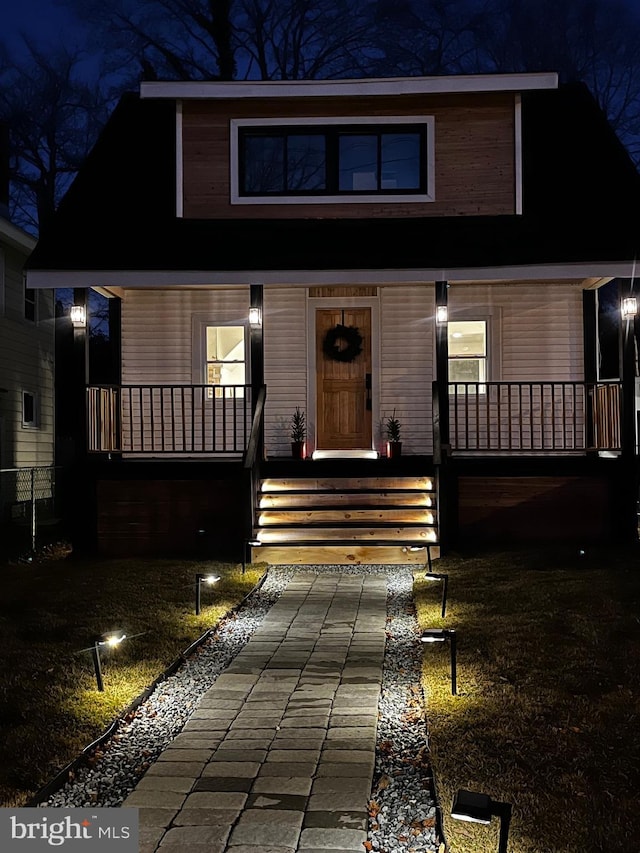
(109, 296, 122, 385)
(434, 280, 450, 553)
(619, 279, 637, 460)
(434, 280, 450, 455)
(250, 284, 264, 413)
(71, 287, 92, 553)
(583, 289, 597, 453)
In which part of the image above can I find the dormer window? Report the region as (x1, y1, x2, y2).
(231, 116, 434, 205)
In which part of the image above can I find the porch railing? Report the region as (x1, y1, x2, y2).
(448, 381, 621, 452)
(87, 385, 254, 454)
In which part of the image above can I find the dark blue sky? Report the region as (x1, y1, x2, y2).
(3, 0, 84, 52)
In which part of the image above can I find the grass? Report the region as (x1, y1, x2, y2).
(414, 545, 640, 853)
(0, 546, 266, 807)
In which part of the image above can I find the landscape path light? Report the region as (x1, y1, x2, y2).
(451, 789, 512, 853)
(423, 572, 449, 618)
(195, 572, 221, 615)
(242, 538, 262, 575)
(91, 633, 127, 692)
(402, 543, 433, 572)
(420, 628, 457, 695)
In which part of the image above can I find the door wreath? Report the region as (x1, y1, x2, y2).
(323, 324, 363, 363)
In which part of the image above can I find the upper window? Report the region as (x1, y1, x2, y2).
(448, 321, 487, 390)
(22, 390, 38, 428)
(231, 117, 434, 205)
(24, 278, 36, 323)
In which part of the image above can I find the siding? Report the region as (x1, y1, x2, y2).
(380, 285, 434, 454)
(264, 287, 307, 457)
(182, 92, 515, 219)
(0, 242, 54, 470)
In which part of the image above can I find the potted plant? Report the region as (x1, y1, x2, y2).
(385, 409, 402, 458)
(290, 407, 306, 459)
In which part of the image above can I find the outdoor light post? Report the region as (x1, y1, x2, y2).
(91, 633, 127, 692)
(424, 572, 449, 618)
(421, 628, 457, 695)
(242, 539, 261, 575)
(404, 543, 434, 572)
(451, 789, 512, 853)
(195, 573, 221, 615)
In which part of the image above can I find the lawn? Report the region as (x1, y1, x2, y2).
(0, 547, 266, 807)
(414, 545, 640, 853)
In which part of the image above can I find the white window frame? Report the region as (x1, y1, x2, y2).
(22, 389, 39, 428)
(230, 116, 435, 205)
(447, 307, 502, 393)
(192, 316, 250, 398)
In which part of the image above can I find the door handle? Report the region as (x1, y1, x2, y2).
(365, 373, 372, 410)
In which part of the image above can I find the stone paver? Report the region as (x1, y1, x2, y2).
(124, 572, 387, 852)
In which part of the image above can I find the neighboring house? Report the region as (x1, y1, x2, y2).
(0, 125, 55, 541)
(25, 73, 640, 563)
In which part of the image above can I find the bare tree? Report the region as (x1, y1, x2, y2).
(0, 41, 109, 234)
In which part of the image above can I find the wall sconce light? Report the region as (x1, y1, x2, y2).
(621, 296, 638, 318)
(249, 307, 262, 327)
(242, 538, 262, 574)
(402, 543, 433, 572)
(451, 789, 512, 853)
(92, 633, 127, 692)
(195, 572, 221, 615)
(70, 305, 87, 328)
(424, 572, 449, 618)
(420, 628, 457, 695)
(436, 305, 448, 324)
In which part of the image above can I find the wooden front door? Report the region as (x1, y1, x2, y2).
(316, 307, 372, 449)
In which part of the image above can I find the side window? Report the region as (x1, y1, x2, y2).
(22, 390, 38, 428)
(448, 321, 487, 390)
(24, 278, 36, 322)
(205, 325, 247, 397)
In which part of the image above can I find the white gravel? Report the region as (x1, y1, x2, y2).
(37, 565, 441, 852)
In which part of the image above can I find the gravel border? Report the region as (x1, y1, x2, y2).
(36, 565, 443, 852)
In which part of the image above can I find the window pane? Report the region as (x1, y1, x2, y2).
(448, 321, 487, 357)
(206, 326, 245, 363)
(381, 133, 420, 189)
(243, 136, 284, 193)
(23, 392, 35, 425)
(449, 359, 486, 383)
(339, 135, 378, 191)
(287, 135, 326, 191)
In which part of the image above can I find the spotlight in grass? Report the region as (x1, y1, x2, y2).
(420, 628, 457, 695)
(92, 633, 128, 692)
(242, 538, 262, 575)
(402, 543, 433, 572)
(195, 572, 221, 615)
(451, 789, 512, 853)
(424, 572, 449, 618)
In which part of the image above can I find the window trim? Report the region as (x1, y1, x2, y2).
(446, 307, 502, 393)
(22, 390, 39, 428)
(230, 116, 435, 205)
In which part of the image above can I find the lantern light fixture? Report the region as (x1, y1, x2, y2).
(249, 307, 262, 327)
(450, 789, 512, 853)
(436, 305, 448, 324)
(622, 296, 638, 318)
(70, 305, 87, 328)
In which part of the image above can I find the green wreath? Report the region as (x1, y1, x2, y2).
(323, 324, 363, 363)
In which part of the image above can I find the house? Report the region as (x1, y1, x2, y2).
(0, 125, 55, 551)
(25, 73, 640, 563)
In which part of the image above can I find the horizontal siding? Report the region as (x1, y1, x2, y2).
(182, 92, 515, 219)
(0, 243, 54, 469)
(264, 287, 307, 457)
(122, 288, 249, 385)
(379, 285, 434, 454)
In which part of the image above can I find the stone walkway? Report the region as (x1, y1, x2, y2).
(125, 572, 387, 853)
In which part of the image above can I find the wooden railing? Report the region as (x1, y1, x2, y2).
(448, 381, 621, 453)
(87, 384, 254, 454)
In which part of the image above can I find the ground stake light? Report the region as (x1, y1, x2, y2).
(92, 633, 127, 692)
(420, 628, 457, 695)
(242, 538, 262, 575)
(403, 543, 433, 572)
(195, 573, 221, 615)
(424, 572, 449, 618)
(451, 789, 512, 853)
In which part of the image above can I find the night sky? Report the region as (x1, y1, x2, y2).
(3, 0, 84, 51)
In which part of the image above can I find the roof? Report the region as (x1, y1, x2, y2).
(0, 216, 37, 255)
(26, 80, 640, 280)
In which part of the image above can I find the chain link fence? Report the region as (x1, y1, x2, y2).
(0, 466, 64, 559)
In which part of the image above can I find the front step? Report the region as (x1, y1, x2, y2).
(253, 473, 438, 565)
